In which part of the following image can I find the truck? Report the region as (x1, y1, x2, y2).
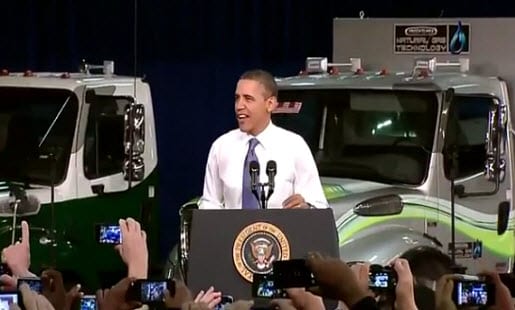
(0, 61, 160, 291)
(169, 18, 515, 279)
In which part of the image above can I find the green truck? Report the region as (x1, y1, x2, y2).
(0, 61, 160, 291)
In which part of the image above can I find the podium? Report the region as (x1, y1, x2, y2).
(186, 209, 339, 300)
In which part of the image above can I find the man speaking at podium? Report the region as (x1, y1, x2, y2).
(198, 69, 328, 210)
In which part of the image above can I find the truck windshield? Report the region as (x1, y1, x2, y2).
(274, 89, 438, 185)
(0, 87, 78, 186)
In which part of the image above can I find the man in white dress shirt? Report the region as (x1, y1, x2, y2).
(198, 69, 328, 210)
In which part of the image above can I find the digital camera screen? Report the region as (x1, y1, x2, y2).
(456, 281, 488, 306)
(80, 296, 97, 310)
(0, 293, 18, 310)
(18, 278, 43, 293)
(252, 274, 286, 299)
(369, 272, 389, 288)
(141, 281, 167, 302)
(99, 225, 122, 244)
(256, 279, 276, 298)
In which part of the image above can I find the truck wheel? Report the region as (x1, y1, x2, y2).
(163, 244, 185, 281)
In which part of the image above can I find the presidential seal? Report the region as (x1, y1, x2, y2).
(233, 222, 290, 282)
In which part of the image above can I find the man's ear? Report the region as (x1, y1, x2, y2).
(266, 96, 278, 113)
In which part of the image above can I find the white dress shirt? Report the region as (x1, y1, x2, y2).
(198, 122, 329, 209)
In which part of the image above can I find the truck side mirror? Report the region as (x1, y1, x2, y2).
(353, 194, 403, 216)
(123, 100, 145, 182)
(485, 100, 506, 182)
(498, 201, 510, 235)
(452, 96, 506, 198)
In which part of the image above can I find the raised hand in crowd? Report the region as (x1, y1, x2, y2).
(19, 282, 55, 310)
(96, 277, 141, 310)
(332, 262, 374, 310)
(2, 221, 33, 277)
(305, 252, 373, 309)
(269, 298, 297, 310)
(391, 258, 417, 310)
(163, 280, 193, 309)
(180, 301, 210, 310)
(434, 274, 456, 310)
(0, 272, 17, 291)
(349, 262, 373, 297)
(224, 300, 253, 310)
(478, 270, 513, 310)
(64, 284, 82, 310)
(279, 288, 324, 310)
(193, 286, 222, 309)
(8, 302, 22, 310)
(41, 269, 82, 310)
(116, 218, 148, 279)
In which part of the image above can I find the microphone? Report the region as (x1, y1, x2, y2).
(249, 161, 260, 201)
(266, 160, 277, 200)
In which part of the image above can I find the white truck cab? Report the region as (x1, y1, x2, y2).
(0, 61, 160, 291)
(164, 19, 515, 286)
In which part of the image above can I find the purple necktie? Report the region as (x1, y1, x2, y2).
(242, 138, 260, 209)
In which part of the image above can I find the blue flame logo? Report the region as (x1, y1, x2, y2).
(449, 21, 467, 54)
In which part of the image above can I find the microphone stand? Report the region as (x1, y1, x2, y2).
(251, 184, 261, 208)
(260, 184, 266, 210)
(253, 182, 275, 209)
(250, 161, 276, 209)
(264, 184, 274, 209)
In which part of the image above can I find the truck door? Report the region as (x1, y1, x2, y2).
(441, 91, 512, 273)
(78, 86, 138, 196)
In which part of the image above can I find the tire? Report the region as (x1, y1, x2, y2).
(162, 243, 185, 281)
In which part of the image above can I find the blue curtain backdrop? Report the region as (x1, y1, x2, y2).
(0, 0, 512, 261)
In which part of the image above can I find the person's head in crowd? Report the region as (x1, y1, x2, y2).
(401, 246, 454, 283)
(401, 246, 455, 310)
(401, 246, 453, 310)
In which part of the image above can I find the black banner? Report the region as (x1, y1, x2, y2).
(394, 23, 470, 55)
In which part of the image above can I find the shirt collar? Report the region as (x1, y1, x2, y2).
(242, 121, 276, 149)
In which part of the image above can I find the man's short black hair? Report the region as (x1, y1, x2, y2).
(401, 247, 454, 310)
(240, 69, 278, 98)
(401, 246, 454, 281)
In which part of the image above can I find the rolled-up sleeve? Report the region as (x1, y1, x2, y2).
(293, 136, 329, 209)
(198, 141, 224, 210)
